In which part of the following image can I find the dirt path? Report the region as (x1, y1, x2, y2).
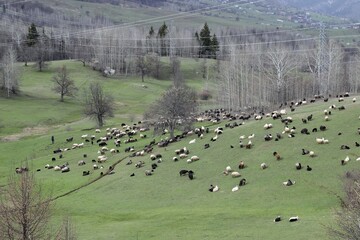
(1, 126, 50, 142)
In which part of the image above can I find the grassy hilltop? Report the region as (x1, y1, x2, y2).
(0, 60, 359, 239)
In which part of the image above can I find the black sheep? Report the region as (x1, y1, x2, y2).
(179, 170, 189, 176)
(188, 170, 194, 180)
(239, 178, 247, 186)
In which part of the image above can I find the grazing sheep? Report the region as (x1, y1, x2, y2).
(295, 162, 302, 170)
(54, 166, 62, 171)
(302, 149, 310, 155)
(273, 152, 281, 160)
(355, 142, 360, 147)
(188, 170, 194, 180)
(173, 157, 178, 162)
(61, 167, 70, 173)
(289, 216, 299, 222)
(283, 179, 295, 186)
(316, 138, 325, 144)
(245, 140, 252, 149)
(226, 166, 232, 172)
(307, 114, 313, 121)
(179, 153, 188, 159)
(190, 156, 200, 162)
(300, 128, 310, 135)
(309, 151, 315, 157)
(231, 172, 241, 178)
(204, 143, 210, 149)
(320, 125, 327, 131)
(274, 216, 281, 222)
(150, 154, 156, 160)
(179, 170, 189, 176)
(135, 161, 145, 168)
(232, 185, 239, 192)
(340, 145, 350, 150)
(325, 116, 330, 121)
(239, 178, 247, 186)
(82, 170, 90, 176)
(210, 135, 218, 142)
(78, 160, 86, 166)
(264, 134, 273, 141)
(339, 106, 346, 110)
(189, 139, 196, 144)
(356, 157, 360, 161)
(260, 163, 268, 169)
(209, 185, 219, 192)
(306, 165, 312, 171)
(238, 161, 245, 169)
(312, 128, 318, 133)
(145, 169, 153, 176)
(353, 97, 356, 102)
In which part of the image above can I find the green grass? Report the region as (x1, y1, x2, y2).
(1, 60, 360, 239)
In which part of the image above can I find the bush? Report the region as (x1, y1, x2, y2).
(199, 90, 212, 100)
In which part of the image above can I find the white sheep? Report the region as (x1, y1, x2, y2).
(54, 166, 61, 171)
(260, 163, 268, 169)
(248, 134, 255, 139)
(190, 156, 200, 161)
(309, 151, 315, 157)
(186, 159, 192, 163)
(225, 166, 232, 172)
(179, 153, 188, 159)
(81, 134, 88, 139)
(231, 172, 241, 178)
(212, 185, 219, 192)
(316, 138, 325, 144)
(95, 129, 101, 133)
(189, 139, 196, 144)
(232, 185, 239, 192)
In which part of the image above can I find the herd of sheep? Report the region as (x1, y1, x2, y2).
(15, 93, 360, 223)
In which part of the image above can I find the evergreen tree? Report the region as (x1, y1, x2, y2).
(157, 22, 168, 38)
(26, 23, 39, 47)
(157, 22, 168, 56)
(148, 26, 155, 38)
(211, 34, 219, 59)
(199, 22, 212, 58)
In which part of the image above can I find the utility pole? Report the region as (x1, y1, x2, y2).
(317, 22, 329, 95)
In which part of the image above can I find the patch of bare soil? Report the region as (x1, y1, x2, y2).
(1, 126, 50, 142)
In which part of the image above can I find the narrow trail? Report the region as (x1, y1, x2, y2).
(51, 154, 129, 201)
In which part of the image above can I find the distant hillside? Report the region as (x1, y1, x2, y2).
(275, 0, 360, 21)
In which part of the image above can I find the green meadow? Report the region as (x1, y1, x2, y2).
(0, 60, 359, 239)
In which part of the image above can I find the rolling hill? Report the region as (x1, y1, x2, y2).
(0, 60, 359, 239)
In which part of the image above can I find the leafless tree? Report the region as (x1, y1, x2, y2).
(52, 65, 78, 102)
(84, 82, 114, 127)
(145, 53, 161, 79)
(0, 171, 53, 240)
(262, 46, 299, 104)
(328, 170, 360, 239)
(170, 57, 183, 88)
(0, 47, 19, 97)
(136, 54, 146, 82)
(144, 85, 197, 139)
(55, 216, 77, 240)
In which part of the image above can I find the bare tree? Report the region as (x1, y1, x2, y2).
(146, 53, 161, 79)
(328, 171, 360, 239)
(1, 47, 19, 97)
(84, 82, 114, 127)
(136, 54, 147, 82)
(144, 85, 197, 139)
(55, 216, 77, 240)
(262, 46, 299, 104)
(170, 57, 183, 88)
(0, 171, 53, 240)
(52, 65, 78, 102)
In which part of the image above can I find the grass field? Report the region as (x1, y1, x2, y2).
(0, 60, 359, 239)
